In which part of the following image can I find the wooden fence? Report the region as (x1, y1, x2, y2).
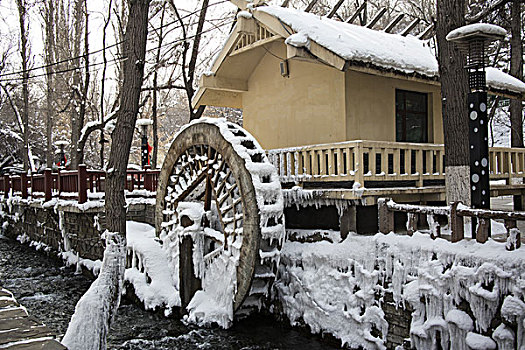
(268, 140, 525, 186)
(378, 198, 522, 250)
(0, 165, 159, 204)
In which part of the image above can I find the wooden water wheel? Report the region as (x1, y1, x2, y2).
(155, 118, 285, 319)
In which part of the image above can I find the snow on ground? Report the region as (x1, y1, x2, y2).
(276, 231, 525, 349)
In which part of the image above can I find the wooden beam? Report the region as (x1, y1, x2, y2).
(281, 0, 290, 7)
(366, 7, 386, 29)
(304, 0, 318, 13)
(287, 45, 318, 62)
(200, 75, 248, 93)
(383, 13, 404, 33)
(327, 0, 345, 19)
(309, 41, 346, 70)
(400, 18, 420, 36)
(418, 23, 435, 40)
(229, 0, 249, 10)
(346, 1, 367, 24)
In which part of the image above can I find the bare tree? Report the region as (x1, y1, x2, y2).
(62, 0, 151, 348)
(170, 0, 210, 120)
(436, 0, 471, 204)
(509, 0, 523, 148)
(16, 0, 30, 172)
(42, 0, 56, 168)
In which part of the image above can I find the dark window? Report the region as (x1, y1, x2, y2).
(396, 89, 428, 143)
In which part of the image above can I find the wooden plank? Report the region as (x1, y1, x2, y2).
(400, 18, 420, 36)
(346, 1, 367, 23)
(384, 13, 404, 33)
(327, 0, 345, 18)
(0, 308, 28, 319)
(0, 299, 19, 308)
(4, 339, 67, 350)
(0, 326, 56, 345)
(366, 8, 387, 29)
(0, 317, 41, 332)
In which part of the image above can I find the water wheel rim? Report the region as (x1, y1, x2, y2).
(156, 122, 260, 311)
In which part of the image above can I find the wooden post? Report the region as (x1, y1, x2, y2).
(476, 218, 489, 243)
(78, 164, 87, 204)
(144, 165, 153, 191)
(450, 202, 464, 242)
(3, 174, 10, 197)
(44, 169, 52, 201)
(179, 234, 202, 311)
(407, 212, 418, 236)
(340, 206, 357, 239)
(378, 198, 394, 234)
(20, 173, 28, 199)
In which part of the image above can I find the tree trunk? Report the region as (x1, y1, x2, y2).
(44, 0, 55, 168)
(436, 0, 471, 205)
(151, 3, 166, 169)
(76, 0, 90, 166)
(62, 1, 150, 348)
(70, 0, 85, 169)
(510, 0, 523, 148)
(17, 0, 30, 172)
(106, 0, 150, 236)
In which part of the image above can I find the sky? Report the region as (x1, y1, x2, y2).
(0, 0, 238, 89)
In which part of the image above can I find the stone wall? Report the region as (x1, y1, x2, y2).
(0, 199, 156, 261)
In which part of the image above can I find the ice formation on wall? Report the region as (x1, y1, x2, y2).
(275, 231, 525, 349)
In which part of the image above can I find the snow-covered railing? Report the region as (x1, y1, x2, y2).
(1, 165, 159, 204)
(378, 198, 522, 250)
(267, 140, 525, 186)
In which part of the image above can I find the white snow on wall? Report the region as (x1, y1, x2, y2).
(276, 231, 525, 349)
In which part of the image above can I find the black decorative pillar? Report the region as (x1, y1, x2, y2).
(447, 24, 506, 238)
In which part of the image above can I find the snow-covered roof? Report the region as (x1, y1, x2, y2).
(446, 23, 506, 42)
(486, 67, 525, 95)
(258, 6, 439, 79)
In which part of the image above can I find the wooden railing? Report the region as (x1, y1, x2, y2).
(1, 165, 160, 204)
(378, 198, 522, 250)
(268, 140, 525, 186)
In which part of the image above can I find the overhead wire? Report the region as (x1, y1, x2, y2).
(0, 0, 234, 80)
(0, 17, 235, 84)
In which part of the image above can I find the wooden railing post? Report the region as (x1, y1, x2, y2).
(144, 165, 153, 191)
(476, 218, 489, 243)
(354, 143, 364, 186)
(406, 212, 418, 236)
(378, 198, 394, 234)
(4, 174, 10, 197)
(44, 169, 52, 201)
(20, 173, 28, 199)
(78, 164, 87, 204)
(450, 202, 464, 242)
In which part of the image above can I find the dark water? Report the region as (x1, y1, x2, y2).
(0, 234, 340, 349)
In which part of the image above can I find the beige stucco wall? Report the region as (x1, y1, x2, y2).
(242, 43, 346, 150)
(345, 69, 443, 143)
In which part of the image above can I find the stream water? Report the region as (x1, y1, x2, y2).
(0, 234, 340, 349)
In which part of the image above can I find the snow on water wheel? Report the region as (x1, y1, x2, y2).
(155, 118, 285, 326)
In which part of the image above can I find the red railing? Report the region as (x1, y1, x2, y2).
(0, 165, 160, 204)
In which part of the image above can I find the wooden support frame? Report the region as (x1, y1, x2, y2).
(400, 18, 420, 36)
(384, 13, 404, 33)
(366, 8, 387, 29)
(346, 1, 367, 24)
